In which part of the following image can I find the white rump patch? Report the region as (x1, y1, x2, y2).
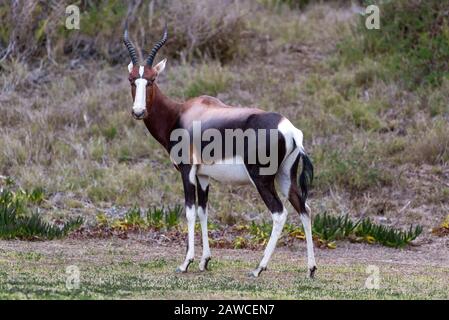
(277, 118, 304, 155)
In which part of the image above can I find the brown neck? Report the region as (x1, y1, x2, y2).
(143, 84, 181, 151)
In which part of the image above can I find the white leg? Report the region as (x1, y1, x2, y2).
(251, 207, 288, 277)
(198, 206, 211, 271)
(300, 213, 317, 278)
(177, 205, 196, 272)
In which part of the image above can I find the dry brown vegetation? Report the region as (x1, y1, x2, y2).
(0, 0, 448, 238)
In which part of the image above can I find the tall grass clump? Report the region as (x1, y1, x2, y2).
(341, 0, 449, 89)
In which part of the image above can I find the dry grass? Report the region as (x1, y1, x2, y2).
(0, 0, 248, 64)
(0, 1, 448, 233)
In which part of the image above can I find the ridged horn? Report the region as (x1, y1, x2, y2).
(146, 23, 168, 67)
(123, 21, 138, 65)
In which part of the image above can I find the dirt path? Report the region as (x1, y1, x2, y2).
(0, 238, 447, 299)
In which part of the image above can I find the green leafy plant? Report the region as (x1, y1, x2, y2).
(98, 204, 183, 232)
(249, 221, 272, 245)
(233, 236, 248, 249)
(313, 212, 360, 242)
(355, 218, 423, 248)
(311, 211, 422, 248)
(164, 205, 183, 229)
(124, 206, 147, 228)
(147, 206, 165, 229)
(284, 223, 305, 240)
(0, 188, 83, 240)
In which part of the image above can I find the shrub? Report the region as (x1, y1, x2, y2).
(346, 0, 449, 89)
(0, 0, 248, 65)
(163, 0, 248, 62)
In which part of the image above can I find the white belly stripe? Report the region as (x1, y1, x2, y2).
(197, 157, 251, 185)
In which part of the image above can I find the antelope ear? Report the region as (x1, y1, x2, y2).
(128, 61, 133, 73)
(154, 58, 167, 75)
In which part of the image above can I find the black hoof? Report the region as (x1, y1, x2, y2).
(200, 257, 211, 271)
(204, 257, 211, 270)
(309, 266, 317, 279)
(176, 259, 194, 273)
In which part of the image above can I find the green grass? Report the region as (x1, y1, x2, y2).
(0, 240, 447, 299)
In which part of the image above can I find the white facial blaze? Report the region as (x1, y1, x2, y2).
(133, 66, 147, 114)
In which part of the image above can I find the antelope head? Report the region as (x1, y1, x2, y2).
(123, 24, 168, 120)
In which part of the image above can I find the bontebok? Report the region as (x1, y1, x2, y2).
(123, 24, 316, 278)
